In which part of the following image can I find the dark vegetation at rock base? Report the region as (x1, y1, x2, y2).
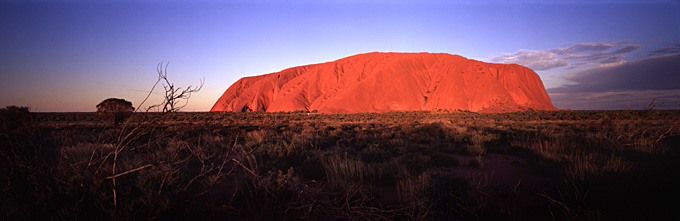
(1, 109, 679, 220)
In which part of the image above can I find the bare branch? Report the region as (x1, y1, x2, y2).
(153, 61, 203, 112)
(105, 164, 153, 180)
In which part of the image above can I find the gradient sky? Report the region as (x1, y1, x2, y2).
(1, 0, 679, 112)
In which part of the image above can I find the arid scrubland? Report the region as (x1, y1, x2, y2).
(1, 108, 679, 220)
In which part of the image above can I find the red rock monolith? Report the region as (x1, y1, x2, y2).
(211, 52, 557, 113)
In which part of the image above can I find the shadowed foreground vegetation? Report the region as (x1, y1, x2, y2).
(2, 109, 679, 220)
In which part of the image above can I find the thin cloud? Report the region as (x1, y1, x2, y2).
(491, 49, 568, 70)
(550, 40, 630, 55)
(649, 44, 680, 55)
(600, 54, 627, 66)
(613, 45, 642, 54)
(565, 54, 628, 69)
(600, 55, 625, 64)
(492, 40, 641, 71)
(127, 88, 162, 95)
(564, 51, 612, 61)
(548, 53, 680, 93)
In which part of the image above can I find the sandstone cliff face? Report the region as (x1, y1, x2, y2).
(211, 52, 557, 113)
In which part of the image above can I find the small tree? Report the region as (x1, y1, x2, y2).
(96, 98, 134, 126)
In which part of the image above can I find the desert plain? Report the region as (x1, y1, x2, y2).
(2, 109, 679, 220)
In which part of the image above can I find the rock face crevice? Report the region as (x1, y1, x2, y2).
(211, 52, 558, 113)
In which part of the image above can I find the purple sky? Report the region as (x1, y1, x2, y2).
(1, 0, 679, 111)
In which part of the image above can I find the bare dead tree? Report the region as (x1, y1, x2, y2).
(149, 62, 204, 112)
(106, 62, 204, 207)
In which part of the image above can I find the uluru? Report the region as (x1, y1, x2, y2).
(211, 52, 558, 113)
